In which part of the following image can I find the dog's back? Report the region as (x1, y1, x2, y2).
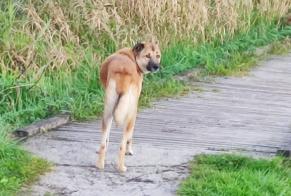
(100, 48, 141, 93)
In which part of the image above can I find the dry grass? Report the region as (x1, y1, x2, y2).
(69, 0, 291, 44)
(1, 0, 290, 76)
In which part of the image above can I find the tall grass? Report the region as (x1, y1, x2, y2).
(1, 0, 290, 74)
(0, 1, 291, 193)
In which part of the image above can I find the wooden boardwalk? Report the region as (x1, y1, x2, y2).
(23, 54, 291, 196)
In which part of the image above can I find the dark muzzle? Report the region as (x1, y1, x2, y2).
(146, 60, 160, 72)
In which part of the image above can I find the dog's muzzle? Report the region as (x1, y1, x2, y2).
(146, 60, 160, 72)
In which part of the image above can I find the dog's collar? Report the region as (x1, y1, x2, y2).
(134, 55, 144, 75)
(119, 50, 144, 74)
(136, 62, 144, 75)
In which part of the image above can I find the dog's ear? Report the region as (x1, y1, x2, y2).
(132, 42, 144, 55)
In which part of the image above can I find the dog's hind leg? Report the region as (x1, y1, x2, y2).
(97, 80, 118, 170)
(117, 88, 138, 172)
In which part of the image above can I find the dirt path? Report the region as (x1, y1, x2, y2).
(22, 54, 291, 196)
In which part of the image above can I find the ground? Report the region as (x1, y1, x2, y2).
(21, 54, 291, 195)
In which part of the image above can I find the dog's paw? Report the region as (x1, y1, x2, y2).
(117, 165, 127, 172)
(125, 150, 134, 156)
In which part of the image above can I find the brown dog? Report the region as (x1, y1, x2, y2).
(97, 40, 161, 172)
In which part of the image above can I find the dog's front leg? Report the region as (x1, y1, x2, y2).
(125, 115, 136, 156)
(126, 138, 134, 156)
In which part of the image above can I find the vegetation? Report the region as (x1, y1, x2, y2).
(0, 0, 291, 194)
(178, 154, 291, 196)
(0, 138, 50, 195)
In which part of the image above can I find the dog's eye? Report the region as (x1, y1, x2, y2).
(145, 54, 151, 58)
(156, 55, 160, 58)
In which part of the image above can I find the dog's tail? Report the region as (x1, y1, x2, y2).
(114, 88, 135, 127)
(114, 94, 129, 127)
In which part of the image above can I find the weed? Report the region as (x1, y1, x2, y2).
(0, 135, 51, 195)
(178, 154, 291, 196)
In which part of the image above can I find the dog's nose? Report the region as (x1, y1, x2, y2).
(153, 65, 159, 71)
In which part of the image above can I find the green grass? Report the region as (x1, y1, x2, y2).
(0, 136, 51, 195)
(270, 38, 291, 55)
(178, 154, 291, 196)
(161, 23, 291, 76)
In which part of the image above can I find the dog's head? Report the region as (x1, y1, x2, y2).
(132, 41, 161, 74)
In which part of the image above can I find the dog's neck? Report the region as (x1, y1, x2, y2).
(117, 48, 144, 75)
(135, 61, 144, 75)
